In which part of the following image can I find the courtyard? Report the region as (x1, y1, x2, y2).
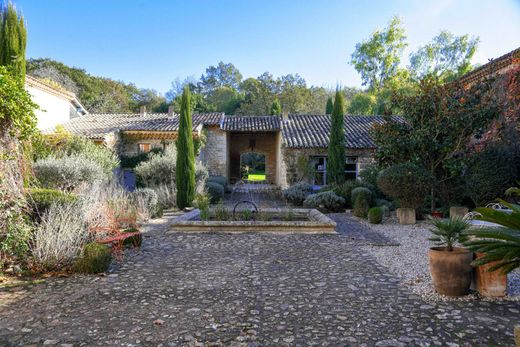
(1, 213, 518, 346)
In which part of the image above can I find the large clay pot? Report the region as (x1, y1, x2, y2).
(429, 247, 473, 296)
(475, 252, 507, 297)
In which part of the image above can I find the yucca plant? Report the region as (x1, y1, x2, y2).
(429, 218, 471, 251)
(464, 199, 520, 274)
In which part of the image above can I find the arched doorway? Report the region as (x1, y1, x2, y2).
(240, 152, 266, 181)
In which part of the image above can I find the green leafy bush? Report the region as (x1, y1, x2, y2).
(303, 191, 345, 212)
(351, 187, 373, 208)
(33, 154, 106, 191)
(194, 192, 211, 220)
(377, 163, 432, 209)
(207, 175, 228, 191)
(120, 148, 163, 168)
(283, 182, 313, 206)
(353, 189, 372, 218)
(465, 144, 519, 207)
(368, 207, 383, 224)
(359, 164, 384, 198)
(73, 242, 112, 274)
(206, 182, 224, 204)
(331, 180, 369, 208)
(26, 188, 77, 220)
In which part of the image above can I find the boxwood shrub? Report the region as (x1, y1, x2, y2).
(368, 206, 383, 224)
(206, 182, 224, 204)
(73, 242, 112, 274)
(26, 188, 77, 220)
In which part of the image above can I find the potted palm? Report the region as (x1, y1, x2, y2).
(428, 218, 473, 296)
(464, 198, 520, 297)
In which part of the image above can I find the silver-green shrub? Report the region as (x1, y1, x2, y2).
(33, 154, 106, 191)
(303, 191, 345, 212)
(282, 182, 313, 206)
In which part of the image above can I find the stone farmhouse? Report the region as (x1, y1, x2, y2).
(50, 109, 388, 188)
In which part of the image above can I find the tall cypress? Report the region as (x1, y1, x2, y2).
(176, 86, 196, 209)
(325, 97, 333, 115)
(270, 98, 282, 115)
(0, 2, 27, 81)
(326, 90, 346, 185)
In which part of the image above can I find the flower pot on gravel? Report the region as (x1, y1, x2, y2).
(449, 206, 469, 220)
(397, 208, 416, 225)
(431, 210, 443, 219)
(474, 252, 507, 297)
(428, 247, 473, 296)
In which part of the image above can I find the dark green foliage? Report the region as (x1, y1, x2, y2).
(26, 188, 77, 220)
(331, 180, 366, 208)
(429, 218, 470, 252)
(0, 3, 26, 80)
(207, 175, 228, 191)
(351, 187, 373, 209)
(270, 98, 282, 115)
(359, 164, 384, 198)
(465, 144, 519, 207)
(175, 87, 196, 209)
(352, 188, 372, 218)
(325, 97, 333, 114)
(73, 242, 112, 274)
(303, 191, 345, 212)
(327, 90, 346, 185)
(206, 182, 224, 204)
(377, 163, 432, 209)
(282, 182, 313, 206)
(120, 148, 163, 168)
(368, 207, 383, 224)
(464, 200, 520, 273)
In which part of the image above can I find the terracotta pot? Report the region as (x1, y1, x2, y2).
(428, 247, 473, 297)
(475, 252, 507, 297)
(431, 211, 444, 219)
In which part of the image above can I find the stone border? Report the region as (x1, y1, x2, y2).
(169, 208, 336, 234)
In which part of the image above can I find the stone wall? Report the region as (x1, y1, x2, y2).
(200, 126, 228, 177)
(279, 147, 376, 189)
(120, 138, 170, 157)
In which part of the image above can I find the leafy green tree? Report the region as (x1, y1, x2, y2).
(278, 74, 312, 113)
(372, 77, 500, 211)
(236, 77, 272, 115)
(206, 87, 243, 114)
(176, 87, 196, 209)
(325, 97, 333, 114)
(199, 61, 242, 94)
(350, 16, 408, 91)
(410, 31, 479, 82)
(327, 90, 346, 185)
(270, 98, 281, 115)
(0, 2, 26, 80)
(347, 93, 377, 115)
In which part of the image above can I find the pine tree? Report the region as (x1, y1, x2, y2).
(325, 97, 333, 115)
(270, 98, 282, 115)
(0, 2, 27, 81)
(176, 86, 196, 209)
(326, 90, 346, 185)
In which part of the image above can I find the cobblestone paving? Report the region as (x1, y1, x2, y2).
(1, 214, 519, 346)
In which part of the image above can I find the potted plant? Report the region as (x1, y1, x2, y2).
(431, 210, 444, 219)
(464, 198, 520, 297)
(428, 218, 473, 296)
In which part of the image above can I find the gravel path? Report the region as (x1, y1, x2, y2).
(357, 215, 520, 303)
(0, 212, 519, 346)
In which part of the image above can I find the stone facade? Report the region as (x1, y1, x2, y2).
(279, 147, 376, 189)
(200, 126, 228, 177)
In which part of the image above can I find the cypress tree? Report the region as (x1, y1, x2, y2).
(270, 98, 282, 115)
(0, 2, 27, 81)
(176, 86, 196, 209)
(326, 90, 346, 185)
(325, 97, 333, 115)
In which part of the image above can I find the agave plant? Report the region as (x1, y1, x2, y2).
(429, 218, 471, 251)
(463, 199, 520, 274)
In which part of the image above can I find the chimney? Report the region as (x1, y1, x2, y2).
(282, 110, 289, 121)
(168, 105, 175, 117)
(140, 105, 147, 115)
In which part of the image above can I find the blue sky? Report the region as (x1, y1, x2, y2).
(16, 0, 520, 94)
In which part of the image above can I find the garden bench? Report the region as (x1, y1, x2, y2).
(98, 231, 142, 259)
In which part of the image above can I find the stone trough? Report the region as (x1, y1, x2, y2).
(169, 208, 336, 234)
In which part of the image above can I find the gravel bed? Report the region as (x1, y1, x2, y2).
(358, 216, 520, 303)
